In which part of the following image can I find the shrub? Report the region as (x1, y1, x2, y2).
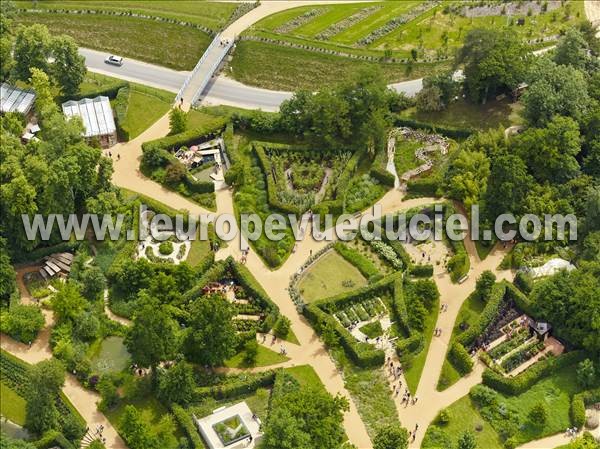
(158, 241, 174, 256)
(528, 402, 548, 426)
(171, 404, 204, 449)
(409, 264, 434, 277)
(436, 409, 450, 425)
(448, 252, 469, 282)
(571, 388, 600, 428)
(406, 176, 442, 197)
(273, 316, 291, 339)
(333, 243, 379, 279)
(243, 339, 259, 366)
(1, 305, 45, 343)
(195, 370, 276, 400)
(513, 271, 534, 294)
(449, 342, 474, 375)
(113, 86, 131, 141)
(470, 384, 498, 407)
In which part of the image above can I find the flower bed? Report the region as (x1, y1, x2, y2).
(357, 1, 440, 46)
(316, 6, 382, 40)
(275, 8, 328, 34)
(500, 340, 545, 373)
(488, 328, 530, 360)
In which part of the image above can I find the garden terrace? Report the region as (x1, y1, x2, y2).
(232, 0, 584, 90)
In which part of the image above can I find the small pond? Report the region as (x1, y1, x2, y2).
(91, 336, 131, 374)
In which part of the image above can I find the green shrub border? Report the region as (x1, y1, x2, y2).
(333, 242, 379, 280)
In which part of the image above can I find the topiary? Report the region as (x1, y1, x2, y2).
(158, 241, 174, 256)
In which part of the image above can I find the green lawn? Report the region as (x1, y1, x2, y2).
(1, 383, 27, 426)
(118, 89, 172, 139)
(359, 321, 384, 339)
(234, 0, 584, 90)
(297, 251, 368, 303)
(332, 348, 399, 441)
(230, 40, 452, 91)
(16, 12, 211, 70)
(403, 294, 439, 394)
(394, 139, 422, 177)
(285, 365, 324, 389)
(224, 345, 290, 369)
(15, 1, 238, 30)
(105, 387, 184, 447)
(428, 366, 584, 448)
(437, 291, 486, 391)
(186, 238, 211, 267)
(190, 388, 271, 424)
(400, 98, 522, 131)
(422, 395, 503, 449)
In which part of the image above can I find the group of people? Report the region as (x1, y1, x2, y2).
(434, 327, 443, 337)
(440, 303, 448, 312)
(107, 151, 120, 161)
(240, 248, 249, 264)
(565, 427, 579, 438)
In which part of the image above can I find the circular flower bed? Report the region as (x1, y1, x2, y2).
(158, 241, 174, 256)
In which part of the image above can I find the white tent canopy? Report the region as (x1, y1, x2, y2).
(62, 96, 116, 138)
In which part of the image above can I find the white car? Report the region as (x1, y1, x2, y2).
(105, 55, 124, 66)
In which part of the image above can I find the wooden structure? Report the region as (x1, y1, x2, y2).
(39, 252, 74, 280)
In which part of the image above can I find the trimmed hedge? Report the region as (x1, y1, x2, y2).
(333, 242, 379, 279)
(312, 272, 400, 313)
(406, 176, 442, 197)
(393, 116, 473, 139)
(456, 282, 507, 348)
(34, 430, 76, 449)
(253, 142, 305, 215)
(304, 303, 385, 367)
(369, 165, 395, 188)
(571, 388, 600, 428)
(172, 404, 204, 449)
(114, 86, 131, 141)
(448, 342, 474, 375)
(67, 80, 128, 101)
(395, 334, 423, 356)
(12, 241, 82, 263)
(481, 350, 587, 396)
(195, 370, 276, 400)
(389, 276, 411, 336)
(141, 117, 228, 154)
(409, 264, 434, 277)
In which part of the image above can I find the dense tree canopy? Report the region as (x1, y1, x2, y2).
(458, 28, 528, 103)
(183, 294, 237, 366)
(25, 359, 65, 435)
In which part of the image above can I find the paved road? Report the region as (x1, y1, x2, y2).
(79, 47, 187, 93)
(82, 46, 428, 110)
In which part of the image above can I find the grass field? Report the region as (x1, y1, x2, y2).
(403, 292, 439, 394)
(285, 365, 324, 389)
(233, 0, 583, 90)
(400, 98, 522, 131)
(394, 139, 423, 177)
(427, 365, 584, 448)
(437, 291, 486, 391)
(1, 383, 27, 426)
(230, 40, 452, 90)
(332, 347, 399, 441)
(14, 1, 238, 30)
(224, 345, 290, 369)
(297, 251, 368, 303)
(422, 395, 503, 449)
(16, 12, 211, 70)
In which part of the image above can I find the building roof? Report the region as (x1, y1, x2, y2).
(0, 83, 36, 114)
(194, 401, 261, 449)
(62, 96, 116, 138)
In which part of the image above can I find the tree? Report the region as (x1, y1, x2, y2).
(164, 162, 186, 184)
(168, 108, 187, 135)
(184, 294, 237, 366)
(582, 232, 600, 262)
(29, 67, 57, 120)
(554, 28, 590, 70)
(521, 58, 590, 126)
(485, 154, 532, 218)
(12, 24, 51, 81)
(576, 359, 596, 388)
(422, 70, 458, 106)
(475, 271, 496, 301)
(73, 312, 100, 342)
(273, 315, 291, 339)
(415, 85, 444, 112)
(0, 237, 17, 304)
(373, 424, 409, 449)
(444, 150, 490, 210)
(79, 266, 107, 301)
(458, 28, 528, 103)
(515, 115, 581, 184)
(119, 405, 160, 449)
(125, 295, 179, 370)
(25, 359, 65, 435)
(157, 359, 196, 405)
(98, 375, 120, 410)
(2, 304, 45, 343)
(457, 431, 477, 449)
(51, 35, 86, 96)
(51, 282, 86, 323)
(528, 402, 548, 426)
(243, 339, 259, 366)
(260, 407, 311, 449)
